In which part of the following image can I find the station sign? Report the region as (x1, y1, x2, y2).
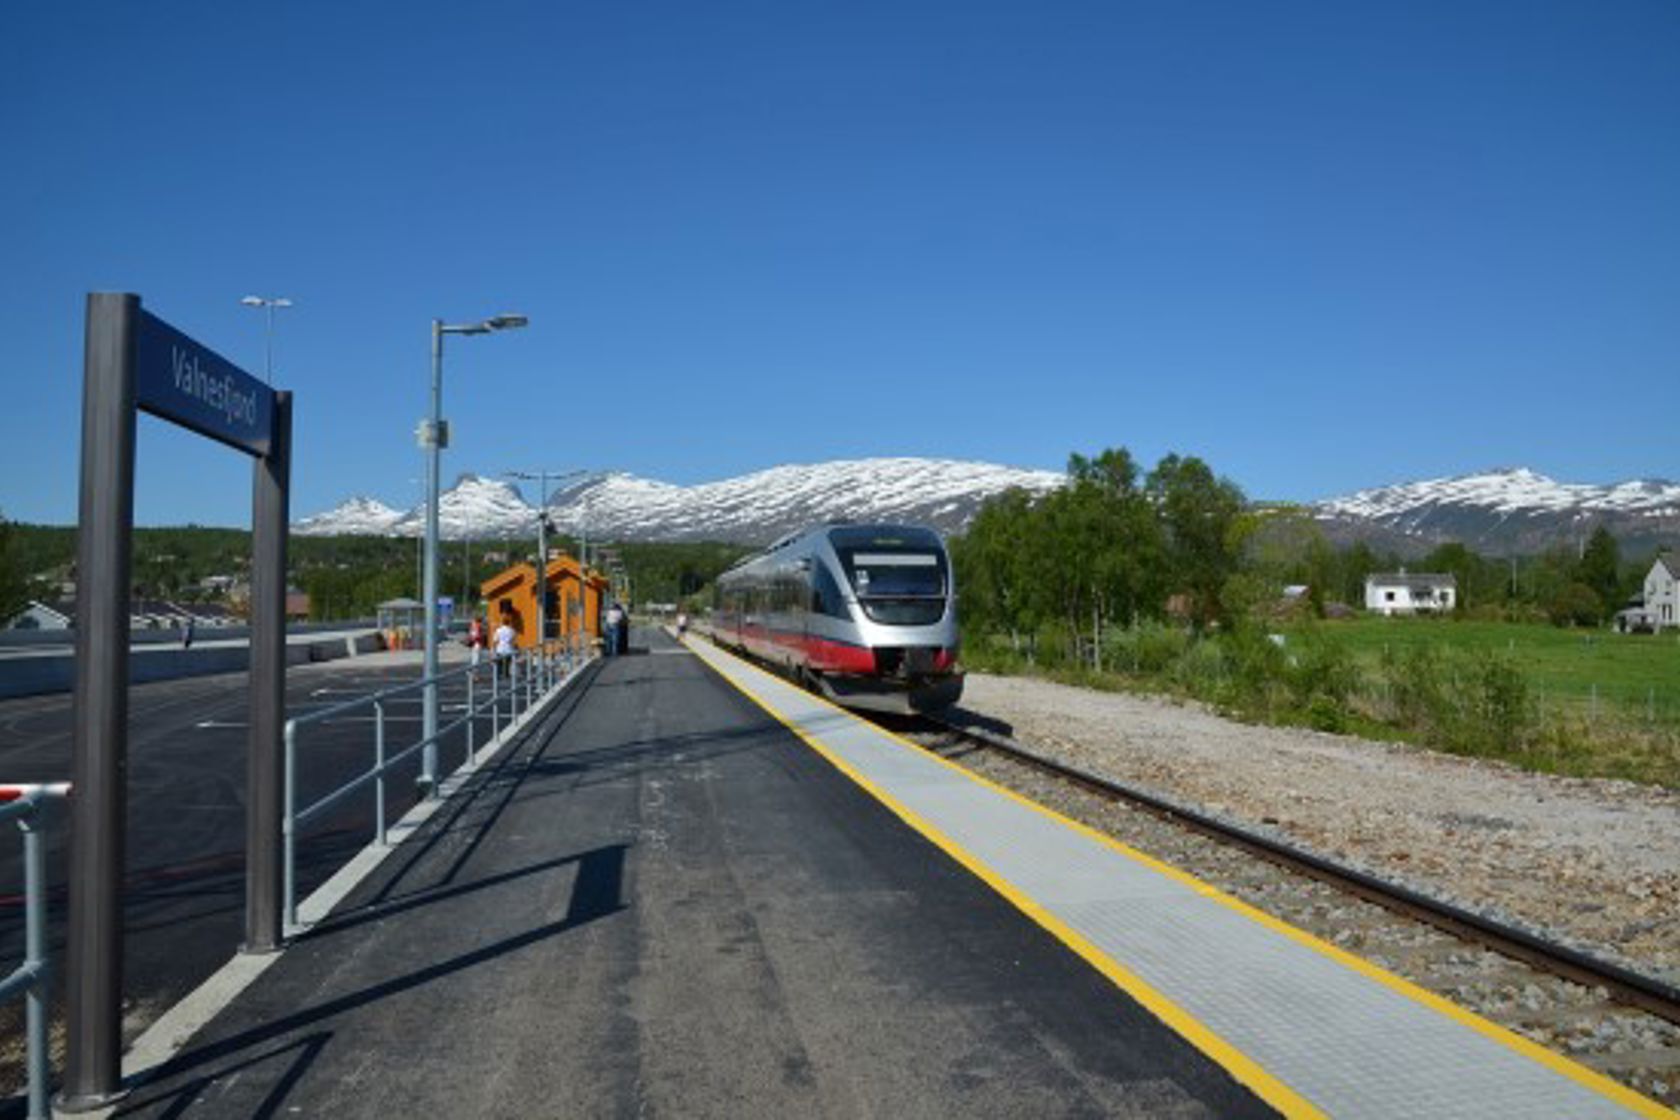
(136, 310, 275, 457)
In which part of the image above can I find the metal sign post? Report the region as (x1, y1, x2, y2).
(59, 293, 289, 1110)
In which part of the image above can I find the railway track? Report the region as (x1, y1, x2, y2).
(882, 710, 1680, 1110)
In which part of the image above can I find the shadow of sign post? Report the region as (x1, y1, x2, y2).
(59, 293, 293, 1111)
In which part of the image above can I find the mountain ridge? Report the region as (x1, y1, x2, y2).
(294, 459, 1065, 544)
(293, 460, 1680, 554)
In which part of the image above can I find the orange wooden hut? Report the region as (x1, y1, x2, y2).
(478, 553, 609, 650)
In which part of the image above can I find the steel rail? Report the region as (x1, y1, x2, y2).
(913, 713, 1680, 1027)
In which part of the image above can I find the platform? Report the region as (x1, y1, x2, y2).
(90, 630, 1269, 1117)
(686, 636, 1665, 1119)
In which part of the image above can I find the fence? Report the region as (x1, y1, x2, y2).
(0, 782, 71, 1120)
(282, 638, 587, 934)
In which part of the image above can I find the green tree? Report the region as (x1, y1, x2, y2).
(0, 512, 30, 624)
(954, 488, 1041, 655)
(1145, 454, 1247, 631)
(1576, 526, 1621, 612)
(1422, 541, 1486, 615)
(1339, 541, 1378, 607)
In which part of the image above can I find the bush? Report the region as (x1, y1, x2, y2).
(1548, 583, 1603, 628)
(1464, 651, 1529, 755)
(1103, 621, 1190, 675)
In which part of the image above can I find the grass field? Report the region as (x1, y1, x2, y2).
(1300, 617, 1680, 726)
(967, 614, 1680, 787)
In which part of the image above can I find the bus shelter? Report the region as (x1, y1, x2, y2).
(376, 597, 426, 650)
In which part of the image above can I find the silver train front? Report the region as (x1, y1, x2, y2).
(709, 523, 964, 713)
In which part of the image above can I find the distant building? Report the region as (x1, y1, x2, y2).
(286, 591, 311, 621)
(1365, 572, 1457, 616)
(6, 600, 73, 631)
(131, 599, 188, 629)
(1639, 554, 1678, 630)
(480, 555, 610, 650)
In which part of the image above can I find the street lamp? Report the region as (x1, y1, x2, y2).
(421, 312, 527, 795)
(239, 295, 293, 384)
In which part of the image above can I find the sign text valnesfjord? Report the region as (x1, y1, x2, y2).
(135, 311, 274, 456)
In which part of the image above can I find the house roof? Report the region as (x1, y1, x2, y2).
(24, 600, 73, 622)
(1654, 555, 1678, 581)
(1366, 572, 1457, 589)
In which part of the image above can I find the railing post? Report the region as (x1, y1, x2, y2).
(374, 699, 387, 847)
(22, 800, 48, 1120)
(466, 665, 476, 762)
(491, 658, 501, 742)
(283, 720, 297, 935)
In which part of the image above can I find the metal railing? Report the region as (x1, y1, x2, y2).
(1, 782, 71, 1120)
(282, 639, 587, 933)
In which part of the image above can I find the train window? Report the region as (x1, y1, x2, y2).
(838, 550, 946, 597)
(810, 561, 851, 620)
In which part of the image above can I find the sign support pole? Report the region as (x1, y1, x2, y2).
(61, 293, 139, 1110)
(245, 390, 291, 952)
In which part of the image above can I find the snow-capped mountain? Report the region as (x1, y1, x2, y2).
(386, 475, 535, 540)
(294, 459, 1066, 544)
(1312, 468, 1680, 555)
(292, 496, 404, 537)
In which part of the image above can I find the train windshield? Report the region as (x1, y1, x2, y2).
(844, 552, 944, 596)
(830, 529, 948, 625)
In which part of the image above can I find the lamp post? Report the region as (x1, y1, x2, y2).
(239, 296, 293, 384)
(421, 313, 527, 795)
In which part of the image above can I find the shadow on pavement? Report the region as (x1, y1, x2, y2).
(112, 843, 627, 1117)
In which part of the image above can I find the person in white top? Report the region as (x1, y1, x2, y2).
(493, 617, 516, 669)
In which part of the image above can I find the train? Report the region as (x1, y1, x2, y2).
(707, 523, 964, 713)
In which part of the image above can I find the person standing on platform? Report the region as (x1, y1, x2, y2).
(467, 615, 485, 665)
(604, 601, 625, 657)
(493, 614, 516, 672)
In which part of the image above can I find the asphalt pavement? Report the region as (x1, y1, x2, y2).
(0, 647, 500, 1100)
(94, 630, 1271, 1118)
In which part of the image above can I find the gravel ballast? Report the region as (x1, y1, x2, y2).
(960, 672, 1680, 983)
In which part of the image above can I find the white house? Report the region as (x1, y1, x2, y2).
(1642, 555, 1678, 630)
(1365, 572, 1457, 616)
(5, 600, 73, 630)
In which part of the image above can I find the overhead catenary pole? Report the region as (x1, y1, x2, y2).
(507, 468, 587, 648)
(536, 469, 548, 647)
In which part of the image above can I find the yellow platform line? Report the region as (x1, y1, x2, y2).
(687, 636, 1673, 1120)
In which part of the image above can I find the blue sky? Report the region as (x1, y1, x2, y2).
(3, 1, 1676, 527)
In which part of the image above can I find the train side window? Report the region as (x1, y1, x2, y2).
(811, 562, 851, 620)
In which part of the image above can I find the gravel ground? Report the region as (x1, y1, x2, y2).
(960, 672, 1680, 984)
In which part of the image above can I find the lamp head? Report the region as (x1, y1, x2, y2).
(485, 313, 528, 331)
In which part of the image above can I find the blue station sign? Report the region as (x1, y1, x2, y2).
(135, 311, 275, 457)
